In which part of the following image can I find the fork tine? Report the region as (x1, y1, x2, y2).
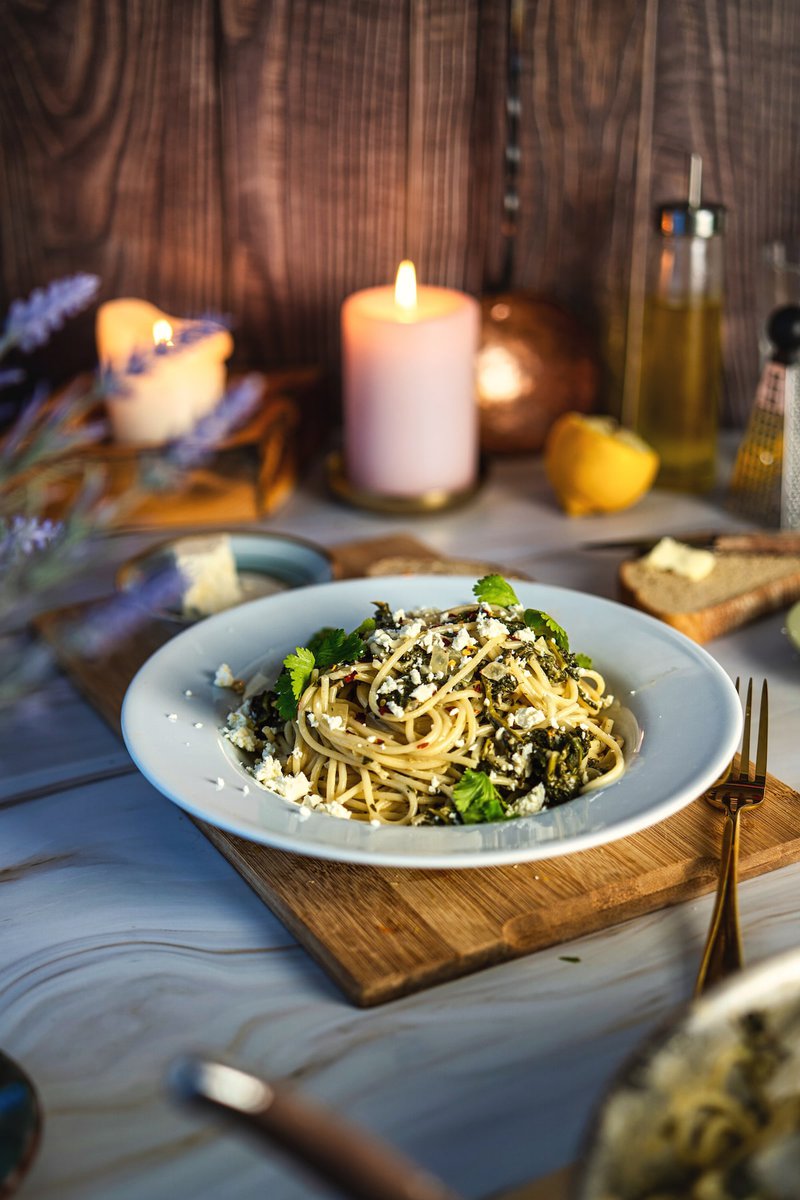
(754, 680, 769, 783)
(737, 678, 754, 781)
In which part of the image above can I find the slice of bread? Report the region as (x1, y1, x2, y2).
(619, 552, 800, 642)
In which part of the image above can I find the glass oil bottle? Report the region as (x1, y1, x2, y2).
(635, 156, 726, 491)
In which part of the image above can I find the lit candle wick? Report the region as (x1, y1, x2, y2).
(394, 260, 417, 312)
(152, 319, 174, 348)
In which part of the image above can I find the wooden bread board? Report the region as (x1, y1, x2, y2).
(35, 534, 800, 1007)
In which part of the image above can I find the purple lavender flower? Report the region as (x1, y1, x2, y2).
(3, 274, 100, 353)
(71, 564, 185, 658)
(99, 313, 231, 398)
(0, 368, 25, 388)
(167, 374, 262, 469)
(0, 515, 63, 563)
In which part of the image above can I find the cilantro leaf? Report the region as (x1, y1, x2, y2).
(274, 646, 315, 720)
(523, 609, 569, 654)
(306, 627, 337, 657)
(311, 627, 368, 670)
(574, 653, 593, 670)
(473, 574, 520, 608)
(452, 768, 508, 824)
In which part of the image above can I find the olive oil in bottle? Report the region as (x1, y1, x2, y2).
(637, 296, 723, 491)
(635, 155, 726, 492)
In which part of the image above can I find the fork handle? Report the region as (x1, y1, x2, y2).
(694, 805, 744, 995)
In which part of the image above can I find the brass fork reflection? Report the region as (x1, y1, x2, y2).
(694, 678, 769, 996)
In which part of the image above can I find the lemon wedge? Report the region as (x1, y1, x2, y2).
(544, 412, 659, 517)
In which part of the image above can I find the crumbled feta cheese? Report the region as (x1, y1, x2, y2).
(398, 619, 424, 639)
(370, 629, 396, 653)
(377, 676, 399, 695)
(511, 744, 534, 770)
(513, 627, 537, 643)
(325, 800, 351, 820)
(409, 667, 422, 687)
(193, 722, 204, 729)
(297, 806, 311, 821)
(253, 753, 312, 802)
(510, 706, 544, 731)
(507, 784, 546, 816)
(226, 724, 259, 751)
(167, 712, 178, 722)
(421, 630, 446, 651)
(370, 818, 382, 827)
(410, 682, 437, 703)
(429, 774, 442, 793)
(242, 785, 250, 795)
(215, 777, 225, 791)
(214, 663, 237, 688)
(392, 608, 406, 622)
(477, 615, 509, 641)
(386, 700, 405, 718)
(184, 689, 193, 697)
(324, 714, 346, 732)
(452, 626, 476, 652)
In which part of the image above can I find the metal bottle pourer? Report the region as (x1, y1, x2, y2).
(729, 305, 800, 527)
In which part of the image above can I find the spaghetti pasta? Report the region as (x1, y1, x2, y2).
(223, 590, 624, 825)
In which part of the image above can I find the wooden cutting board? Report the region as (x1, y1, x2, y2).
(35, 534, 800, 1007)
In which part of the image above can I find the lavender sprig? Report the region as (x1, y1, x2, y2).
(102, 314, 232, 397)
(2, 274, 100, 355)
(167, 374, 261, 469)
(0, 515, 63, 564)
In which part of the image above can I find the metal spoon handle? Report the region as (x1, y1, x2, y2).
(170, 1057, 462, 1200)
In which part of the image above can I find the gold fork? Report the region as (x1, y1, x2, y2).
(694, 678, 769, 996)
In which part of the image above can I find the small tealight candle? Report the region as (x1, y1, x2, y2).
(341, 262, 480, 497)
(96, 299, 233, 446)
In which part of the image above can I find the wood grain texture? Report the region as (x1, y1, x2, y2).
(0, 0, 226, 377)
(33, 535, 800, 1007)
(514, 0, 650, 397)
(649, 0, 800, 424)
(2, 1, 800, 423)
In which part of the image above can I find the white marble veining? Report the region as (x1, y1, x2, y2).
(3, 452, 800, 1199)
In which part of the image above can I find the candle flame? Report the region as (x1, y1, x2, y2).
(152, 319, 174, 347)
(394, 260, 417, 310)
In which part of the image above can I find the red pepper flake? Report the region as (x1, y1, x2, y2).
(417, 741, 429, 749)
(343, 671, 357, 683)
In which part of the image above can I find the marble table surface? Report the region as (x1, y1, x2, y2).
(3, 453, 800, 1200)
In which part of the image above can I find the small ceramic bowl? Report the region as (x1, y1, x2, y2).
(116, 530, 334, 623)
(575, 949, 800, 1200)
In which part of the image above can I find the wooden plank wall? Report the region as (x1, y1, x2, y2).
(1, 0, 799, 428)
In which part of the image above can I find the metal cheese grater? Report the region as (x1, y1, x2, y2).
(729, 305, 800, 527)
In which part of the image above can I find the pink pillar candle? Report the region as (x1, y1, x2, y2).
(342, 263, 480, 497)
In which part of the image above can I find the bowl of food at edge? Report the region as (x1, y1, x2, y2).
(218, 573, 627, 827)
(574, 948, 800, 1200)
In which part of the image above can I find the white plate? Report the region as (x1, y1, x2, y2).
(121, 577, 742, 869)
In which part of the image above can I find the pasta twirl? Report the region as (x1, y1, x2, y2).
(223, 595, 624, 825)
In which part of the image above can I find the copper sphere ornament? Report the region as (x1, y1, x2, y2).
(476, 293, 599, 453)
